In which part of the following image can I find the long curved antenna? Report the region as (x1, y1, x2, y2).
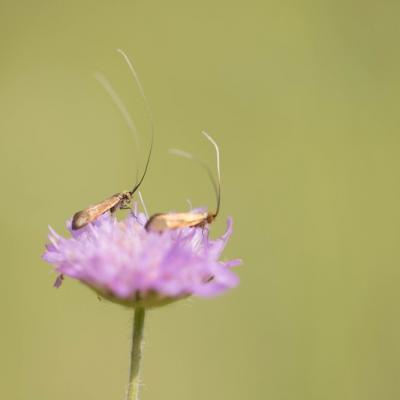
(130, 132, 153, 195)
(117, 49, 154, 195)
(94, 72, 140, 149)
(116, 49, 154, 143)
(168, 148, 219, 202)
(202, 131, 221, 216)
(117, 49, 155, 197)
(169, 131, 221, 217)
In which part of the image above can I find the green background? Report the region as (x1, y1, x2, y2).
(1, 1, 400, 399)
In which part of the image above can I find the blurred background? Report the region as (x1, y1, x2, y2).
(1, 1, 400, 399)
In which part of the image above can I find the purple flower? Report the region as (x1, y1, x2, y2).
(43, 208, 241, 308)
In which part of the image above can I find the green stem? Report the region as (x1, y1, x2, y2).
(125, 307, 146, 400)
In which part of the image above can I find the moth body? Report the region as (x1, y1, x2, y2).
(72, 191, 132, 230)
(145, 211, 216, 232)
(70, 49, 153, 231)
(146, 132, 221, 233)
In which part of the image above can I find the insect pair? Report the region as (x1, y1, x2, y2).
(72, 130, 221, 232)
(71, 50, 221, 232)
(70, 50, 221, 232)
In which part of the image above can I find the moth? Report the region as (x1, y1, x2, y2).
(72, 138, 153, 230)
(72, 49, 154, 231)
(145, 131, 221, 232)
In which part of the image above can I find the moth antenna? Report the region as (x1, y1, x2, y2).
(130, 131, 153, 195)
(138, 190, 149, 219)
(168, 148, 219, 213)
(117, 49, 154, 198)
(131, 167, 140, 193)
(94, 72, 140, 150)
(116, 49, 154, 145)
(112, 49, 154, 198)
(201, 131, 221, 217)
(186, 198, 193, 210)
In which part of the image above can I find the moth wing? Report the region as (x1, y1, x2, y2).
(72, 194, 121, 230)
(145, 212, 208, 232)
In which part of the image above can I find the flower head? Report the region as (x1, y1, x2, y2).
(43, 208, 241, 308)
